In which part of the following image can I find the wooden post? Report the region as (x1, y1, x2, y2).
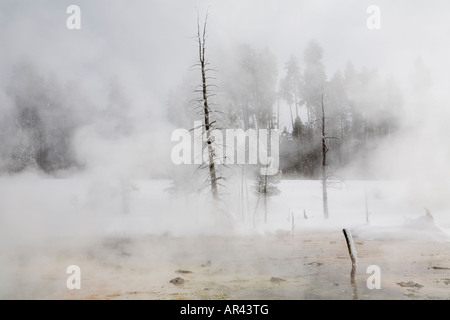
(343, 228, 358, 299)
(343, 228, 358, 267)
(365, 188, 369, 223)
(291, 212, 295, 237)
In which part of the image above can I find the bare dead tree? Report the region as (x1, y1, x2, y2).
(319, 91, 339, 219)
(276, 90, 280, 130)
(291, 212, 295, 236)
(254, 120, 275, 226)
(321, 93, 329, 219)
(365, 188, 369, 223)
(196, 14, 219, 201)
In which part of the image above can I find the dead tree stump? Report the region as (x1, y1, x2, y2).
(343, 228, 358, 299)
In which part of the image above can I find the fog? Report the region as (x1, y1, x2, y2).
(1, 1, 448, 175)
(0, 0, 449, 300)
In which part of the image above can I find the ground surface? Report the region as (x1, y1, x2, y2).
(1, 178, 449, 299)
(3, 231, 449, 300)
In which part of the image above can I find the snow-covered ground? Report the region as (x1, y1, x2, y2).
(0, 177, 448, 242)
(0, 176, 449, 299)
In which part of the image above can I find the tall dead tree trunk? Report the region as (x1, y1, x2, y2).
(289, 103, 294, 130)
(321, 93, 329, 219)
(365, 188, 369, 223)
(263, 161, 268, 223)
(197, 16, 218, 201)
(277, 92, 280, 130)
(263, 118, 273, 223)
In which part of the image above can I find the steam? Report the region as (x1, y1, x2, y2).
(0, 0, 449, 299)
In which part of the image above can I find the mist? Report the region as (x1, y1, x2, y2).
(0, 0, 449, 300)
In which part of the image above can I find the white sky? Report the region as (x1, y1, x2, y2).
(0, 0, 449, 185)
(1, 0, 449, 111)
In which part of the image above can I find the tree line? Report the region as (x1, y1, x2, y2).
(0, 62, 132, 175)
(167, 39, 403, 181)
(0, 40, 403, 184)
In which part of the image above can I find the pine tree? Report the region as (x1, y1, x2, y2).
(300, 40, 327, 124)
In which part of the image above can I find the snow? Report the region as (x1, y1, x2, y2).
(352, 217, 449, 242)
(0, 176, 449, 299)
(0, 177, 448, 242)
